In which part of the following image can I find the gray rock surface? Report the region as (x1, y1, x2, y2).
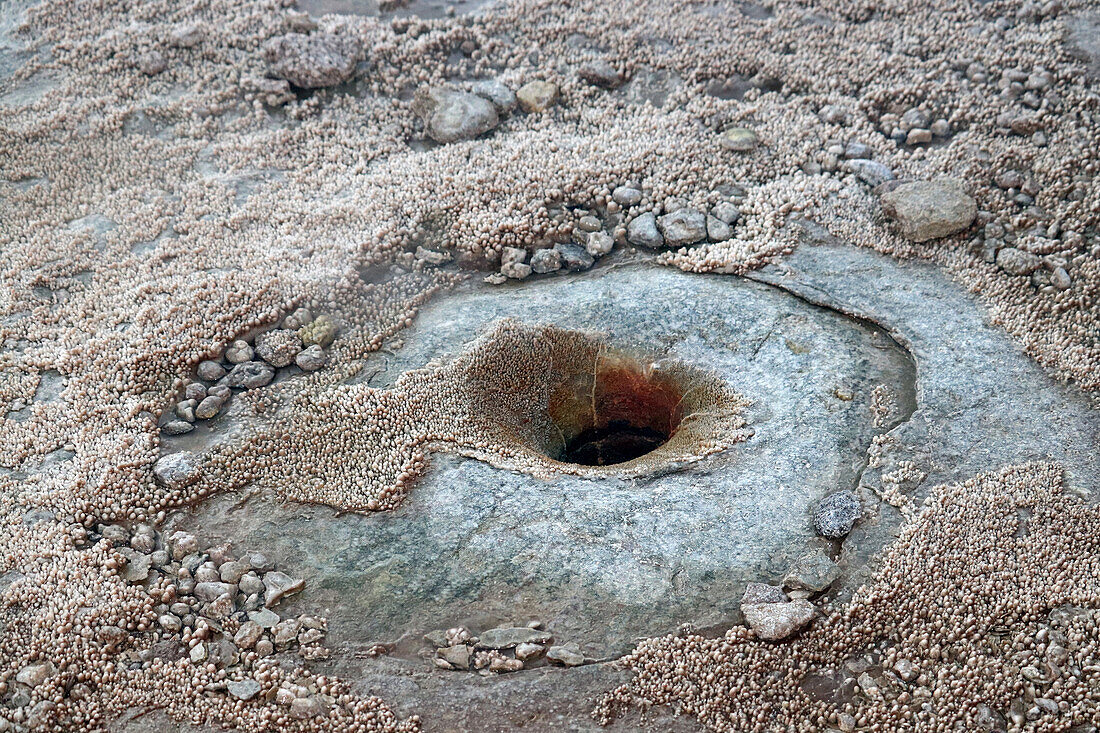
(263, 32, 360, 89)
(158, 239, 1100, 733)
(168, 264, 913, 667)
(880, 179, 977, 241)
(414, 87, 500, 144)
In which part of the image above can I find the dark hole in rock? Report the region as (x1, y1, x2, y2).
(562, 420, 669, 466)
(548, 353, 684, 465)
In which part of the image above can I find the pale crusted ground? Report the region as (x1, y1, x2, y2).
(1, 0, 1099, 730)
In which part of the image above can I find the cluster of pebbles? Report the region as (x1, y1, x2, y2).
(485, 185, 743, 281)
(423, 623, 587, 675)
(162, 308, 337, 436)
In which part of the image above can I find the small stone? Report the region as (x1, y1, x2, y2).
(196, 360, 226, 381)
(554, 242, 594, 271)
(413, 87, 499, 144)
(163, 420, 194, 435)
(612, 186, 642, 206)
(657, 208, 707, 247)
(931, 119, 951, 136)
(576, 215, 601, 232)
(289, 696, 319, 720)
(195, 562, 221, 583)
(151, 550, 170, 567)
(501, 261, 532, 280)
(880, 179, 977, 242)
(843, 141, 872, 159)
(175, 399, 196, 422)
(219, 561, 249, 584)
(439, 644, 471, 669)
(263, 33, 361, 89)
(845, 159, 895, 187)
(299, 315, 337, 348)
(783, 546, 840, 592)
(295, 345, 327, 372)
(263, 571, 304, 605)
(900, 107, 929, 130)
(893, 658, 916, 681)
(706, 215, 732, 242)
(194, 581, 235, 602)
(530, 248, 562, 274)
(470, 79, 516, 113)
(711, 201, 740, 224)
(153, 452, 202, 490)
(255, 639, 274, 656)
(813, 490, 862, 539)
(222, 361, 275, 389)
(248, 608, 281, 629)
(995, 247, 1042, 276)
(234, 621, 263, 649)
(225, 340, 253, 364)
(415, 246, 451, 266)
(546, 644, 585, 667)
(741, 582, 788, 605)
(137, 51, 167, 76)
(244, 551, 275, 572)
(195, 395, 225, 420)
(121, 551, 152, 582)
(475, 627, 553, 649)
(742, 599, 816, 640)
(282, 307, 313, 331)
(170, 22, 205, 48)
(719, 127, 759, 151)
(818, 104, 849, 124)
(184, 383, 207, 401)
(273, 618, 302, 646)
(158, 614, 182, 633)
(516, 80, 559, 112)
(239, 572, 266, 595)
(906, 128, 933, 145)
(255, 329, 302, 368)
(586, 231, 614, 257)
(189, 643, 207, 663)
(169, 531, 198, 559)
(578, 59, 623, 88)
(227, 679, 262, 701)
(1050, 267, 1072, 290)
(16, 661, 56, 689)
(515, 642, 544, 661)
(627, 212, 664, 249)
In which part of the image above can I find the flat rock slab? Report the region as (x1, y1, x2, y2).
(170, 265, 911, 660)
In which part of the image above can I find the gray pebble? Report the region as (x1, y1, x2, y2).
(612, 186, 642, 206)
(222, 361, 275, 389)
(225, 340, 253, 364)
(255, 329, 302, 368)
(530, 248, 562, 274)
(706, 215, 732, 242)
(845, 159, 895, 187)
(711, 201, 740, 224)
(586, 231, 614, 257)
(184, 383, 207, 401)
(414, 86, 500, 144)
(295, 345, 326, 371)
(627, 212, 664, 248)
(470, 79, 516, 114)
(554, 242, 594, 271)
(657, 208, 707, 247)
(163, 420, 194, 435)
(195, 395, 224, 420)
(263, 32, 361, 89)
(843, 141, 872, 159)
(197, 360, 226, 381)
(996, 246, 1041, 275)
(813, 490, 862, 539)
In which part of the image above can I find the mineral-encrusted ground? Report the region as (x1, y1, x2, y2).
(2, 0, 1100, 731)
